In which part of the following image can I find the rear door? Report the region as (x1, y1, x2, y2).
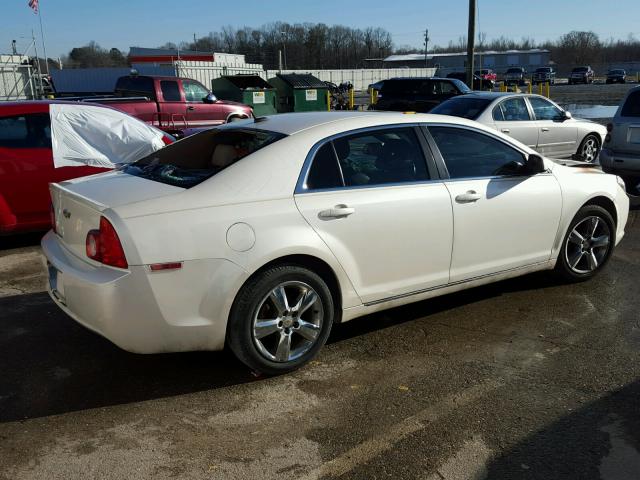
(157, 79, 188, 130)
(527, 96, 577, 158)
(294, 125, 453, 304)
(491, 97, 539, 149)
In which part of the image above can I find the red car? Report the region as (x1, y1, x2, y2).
(0, 101, 172, 234)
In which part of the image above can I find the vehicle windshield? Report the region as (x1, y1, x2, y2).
(506, 68, 522, 74)
(121, 127, 285, 188)
(430, 97, 492, 119)
(572, 67, 588, 72)
(609, 69, 625, 75)
(536, 68, 552, 73)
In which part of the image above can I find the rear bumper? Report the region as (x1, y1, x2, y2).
(41, 230, 248, 354)
(600, 148, 640, 176)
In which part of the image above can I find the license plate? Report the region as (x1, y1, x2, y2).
(48, 263, 66, 304)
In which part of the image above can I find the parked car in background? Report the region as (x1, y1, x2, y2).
(532, 67, 556, 85)
(504, 67, 528, 86)
(600, 85, 640, 190)
(0, 101, 172, 234)
(42, 111, 629, 374)
(569, 66, 594, 85)
(431, 92, 607, 162)
(606, 69, 627, 84)
(374, 77, 470, 112)
(66, 75, 253, 137)
(446, 72, 495, 90)
(475, 69, 497, 83)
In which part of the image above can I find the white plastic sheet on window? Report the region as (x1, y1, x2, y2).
(50, 103, 165, 168)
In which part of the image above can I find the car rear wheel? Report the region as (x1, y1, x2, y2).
(227, 265, 334, 375)
(555, 205, 615, 282)
(577, 134, 600, 163)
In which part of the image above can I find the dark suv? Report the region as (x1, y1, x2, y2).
(374, 77, 470, 113)
(504, 67, 527, 86)
(532, 67, 556, 85)
(606, 69, 626, 84)
(569, 66, 594, 85)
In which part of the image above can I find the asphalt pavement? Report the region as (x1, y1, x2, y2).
(0, 209, 639, 480)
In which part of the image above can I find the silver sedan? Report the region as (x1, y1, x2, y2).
(431, 92, 607, 162)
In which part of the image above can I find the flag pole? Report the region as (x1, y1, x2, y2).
(37, 0, 50, 74)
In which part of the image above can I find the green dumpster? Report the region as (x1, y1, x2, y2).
(211, 75, 277, 116)
(268, 73, 329, 113)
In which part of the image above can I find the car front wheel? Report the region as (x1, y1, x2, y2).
(555, 205, 615, 282)
(227, 265, 334, 375)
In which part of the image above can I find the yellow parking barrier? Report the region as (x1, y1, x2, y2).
(327, 90, 331, 111)
(528, 83, 532, 94)
(538, 83, 543, 95)
(349, 88, 355, 110)
(545, 82, 550, 98)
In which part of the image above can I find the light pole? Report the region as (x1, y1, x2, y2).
(281, 31, 287, 71)
(466, 0, 476, 88)
(424, 29, 429, 71)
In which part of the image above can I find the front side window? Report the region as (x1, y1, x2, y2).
(0, 113, 51, 149)
(437, 81, 459, 95)
(529, 97, 563, 121)
(493, 97, 531, 122)
(429, 126, 526, 178)
(304, 127, 429, 190)
(160, 80, 181, 102)
(183, 80, 209, 102)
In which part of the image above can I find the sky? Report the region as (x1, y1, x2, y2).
(3, 0, 640, 59)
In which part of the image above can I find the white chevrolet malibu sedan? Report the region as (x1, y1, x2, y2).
(43, 112, 629, 374)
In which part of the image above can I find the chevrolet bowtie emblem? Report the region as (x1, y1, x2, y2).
(62, 209, 71, 219)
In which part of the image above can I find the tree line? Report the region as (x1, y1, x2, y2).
(59, 26, 640, 69)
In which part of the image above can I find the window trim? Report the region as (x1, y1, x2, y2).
(295, 124, 440, 194)
(422, 123, 548, 181)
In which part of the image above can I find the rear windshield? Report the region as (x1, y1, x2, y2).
(621, 90, 640, 117)
(430, 97, 492, 120)
(121, 127, 285, 188)
(572, 67, 588, 72)
(506, 68, 523, 73)
(535, 68, 552, 73)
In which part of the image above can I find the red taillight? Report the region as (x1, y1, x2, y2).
(161, 134, 174, 145)
(85, 216, 128, 268)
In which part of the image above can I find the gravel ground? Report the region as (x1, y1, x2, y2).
(0, 208, 638, 479)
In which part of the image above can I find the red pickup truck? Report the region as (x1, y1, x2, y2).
(88, 75, 253, 136)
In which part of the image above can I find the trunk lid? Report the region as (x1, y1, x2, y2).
(50, 171, 183, 260)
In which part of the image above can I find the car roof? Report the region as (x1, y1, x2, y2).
(225, 111, 491, 137)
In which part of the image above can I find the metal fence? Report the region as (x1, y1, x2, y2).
(0, 57, 36, 101)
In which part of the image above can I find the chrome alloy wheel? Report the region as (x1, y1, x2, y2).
(564, 216, 611, 274)
(252, 281, 324, 363)
(580, 136, 599, 163)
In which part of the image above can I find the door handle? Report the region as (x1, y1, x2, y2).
(455, 190, 481, 203)
(501, 128, 510, 133)
(541, 127, 549, 132)
(187, 106, 195, 111)
(318, 204, 355, 218)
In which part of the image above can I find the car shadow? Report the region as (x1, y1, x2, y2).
(485, 379, 640, 479)
(0, 271, 562, 423)
(0, 231, 45, 251)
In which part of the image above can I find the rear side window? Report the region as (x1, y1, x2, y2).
(304, 127, 429, 190)
(160, 81, 181, 102)
(123, 128, 285, 188)
(0, 113, 51, 149)
(493, 98, 530, 121)
(621, 91, 640, 117)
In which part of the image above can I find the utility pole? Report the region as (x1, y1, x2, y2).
(424, 29, 430, 71)
(466, 0, 476, 88)
(193, 33, 197, 51)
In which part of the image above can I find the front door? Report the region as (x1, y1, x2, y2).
(427, 125, 562, 282)
(491, 96, 539, 150)
(527, 96, 578, 158)
(182, 79, 223, 127)
(294, 126, 453, 304)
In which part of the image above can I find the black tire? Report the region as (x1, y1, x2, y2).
(555, 205, 615, 282)
(227, 265, 334, 375)
(576, 134, 600, 163)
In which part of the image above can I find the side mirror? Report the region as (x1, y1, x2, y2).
(525, 154, 546, 175)
(203, 92, 217, 104)
(563, 110, 572, 120)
